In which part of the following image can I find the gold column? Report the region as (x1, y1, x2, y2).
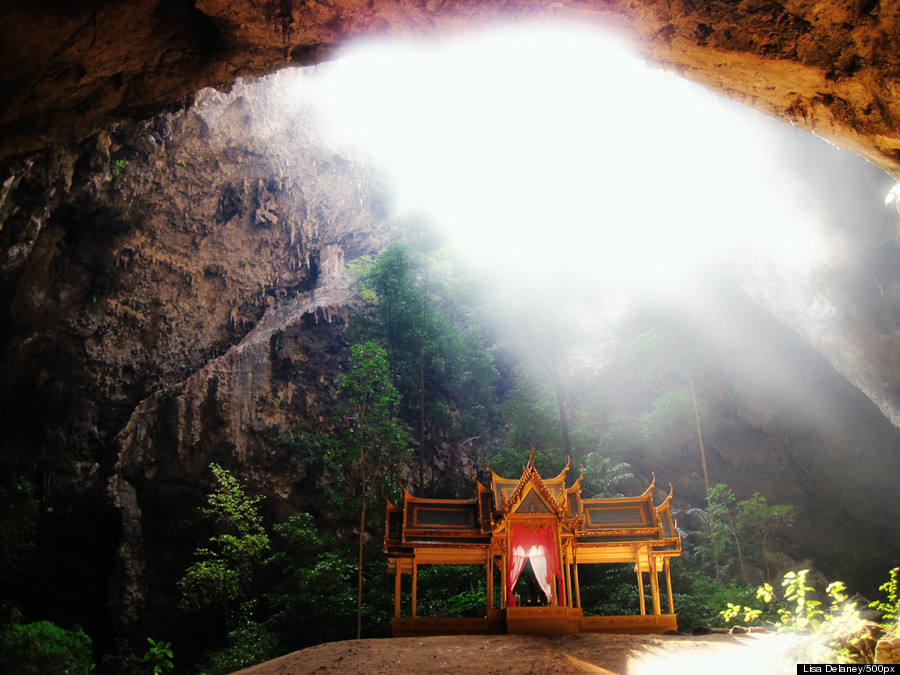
(394, 565, 402, 618)
(636, 565, 646, 616)
(650, 555, 662, 615)
(486, 551, 494, 614)
(501, 548, 507, 609)
(553, 528, 565, 607)
(411, 562, 418, 619)
(564, 544, 573, 608)
(573, 546, 581, 609)
(665, 558, 675, 615)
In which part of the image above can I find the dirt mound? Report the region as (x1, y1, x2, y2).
(235, 632, 807, 674)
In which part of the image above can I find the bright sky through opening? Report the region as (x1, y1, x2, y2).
(302, 22, 827, 294)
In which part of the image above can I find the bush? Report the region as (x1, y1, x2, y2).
(196, 620, 278, 675)
(0, 619, 94, 674)
(416, 565, 485, 618)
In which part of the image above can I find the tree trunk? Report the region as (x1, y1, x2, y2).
(357, 399, 368, 640)
(551, 367, 572, 459)
(418, 264, 428, 494)
(689, 374, 714, 535)
(357, 443, 366, 640)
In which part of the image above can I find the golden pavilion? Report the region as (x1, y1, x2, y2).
(384, 454, 682, 635)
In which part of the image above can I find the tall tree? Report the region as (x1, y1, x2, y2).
(625, 326, 714, 531)
(348, 239, 502, 494)
(334, 341, 407, 639)
(495, 295, 587, 468)
(178, 464, 270, 633)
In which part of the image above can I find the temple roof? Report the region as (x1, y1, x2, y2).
(384, 459, 681, 561)
(489, 452, 570, 518)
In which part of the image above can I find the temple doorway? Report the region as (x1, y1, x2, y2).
(511, 559, 549, 607)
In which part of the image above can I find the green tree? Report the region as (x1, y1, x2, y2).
(496, 376, 567, 474)
(497, 296, 586, 463)
(333, 341, 407, 639)
(0, 620, 94, 674)
(581, 453, 634, 498)
(869, 567, 900, 625)
(0, 476, 39, 578)
(625, 326, 713, 531)
(348, 241, 503, 493)
(702, 484, 792, 584)
(178, 464, 270, 633)
(142, 637, 174, 675)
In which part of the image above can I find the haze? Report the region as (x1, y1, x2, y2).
(300, 21, 830, 299)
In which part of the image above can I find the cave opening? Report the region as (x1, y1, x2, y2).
(4, 13, 900, 672)
(301, 21, 834, 302)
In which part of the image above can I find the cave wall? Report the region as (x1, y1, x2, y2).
(617, 278, 900, 593)
(4, 2, 900, 643)
(8, 0, 900, 430)
(0, 73, 395, 641)
(3, 71, 900, 644)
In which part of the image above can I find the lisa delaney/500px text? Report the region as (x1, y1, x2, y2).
(799, 666, 898, 673)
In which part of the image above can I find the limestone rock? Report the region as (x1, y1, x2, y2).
(2, 0, 900, 183)
(875, 635, 900, 664)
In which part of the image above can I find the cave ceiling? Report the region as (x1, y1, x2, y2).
(3, 0, 900, 176)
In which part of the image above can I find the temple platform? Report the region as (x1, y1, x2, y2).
(393, 609, 677, 636)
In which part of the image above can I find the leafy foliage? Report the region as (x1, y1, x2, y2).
(579, 564, 641, 617)
(580, 453, 635, 498)
(704, 483, 793, 584)
(0, 475, 39, 578)
(195, 617, 278, 675)
(347, 241, 503, 493)
(0, 619, 94, 674)
(640, 391, 707, 444)
(178, 464, 270, 630)
(259, 513, 393, 648)
(869, 567, 900, 624)
(720, 569, 874, 663)
(142, 637, 174, 675)
(334, 341, 408, 639)
(415, 566, 487, 618)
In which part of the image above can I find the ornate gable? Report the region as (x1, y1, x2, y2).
(493, 452, 568, 518)
(515, 487, 554, 514)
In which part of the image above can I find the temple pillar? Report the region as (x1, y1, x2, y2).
(573, 556, 581, 609)
(486, 551, 494, 613)
(636, 565, 646, 615)
(650, 556, 662, 615)
(411, 562, 418, 619)
(665, 558, 675, 615)
(394, 565, 402, 618)
(501, 548, 507, 608)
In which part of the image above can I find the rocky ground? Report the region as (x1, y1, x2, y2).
(235, 633, 814, 675)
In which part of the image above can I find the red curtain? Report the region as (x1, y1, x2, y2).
(507, 523, 562, 607)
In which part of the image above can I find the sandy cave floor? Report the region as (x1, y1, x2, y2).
(235, 632, 813, 674)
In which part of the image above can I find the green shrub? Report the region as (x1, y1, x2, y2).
(416, 565, 485, 618)
(196, 620, 278, 675)
(142, 637, 173, 675)
(720, 569, 870, 663)
(870, 567, 900, 625)
(0, 619, 94, 674)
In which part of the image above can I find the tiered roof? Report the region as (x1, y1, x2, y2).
(385, 454, 681, 563)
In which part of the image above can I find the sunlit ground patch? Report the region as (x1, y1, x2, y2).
(628, 632, 818, 675)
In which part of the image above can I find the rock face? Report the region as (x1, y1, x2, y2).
(2, 69, 900, 647)
(4, 0, 900, 183)
(0, 73, 394, 638)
